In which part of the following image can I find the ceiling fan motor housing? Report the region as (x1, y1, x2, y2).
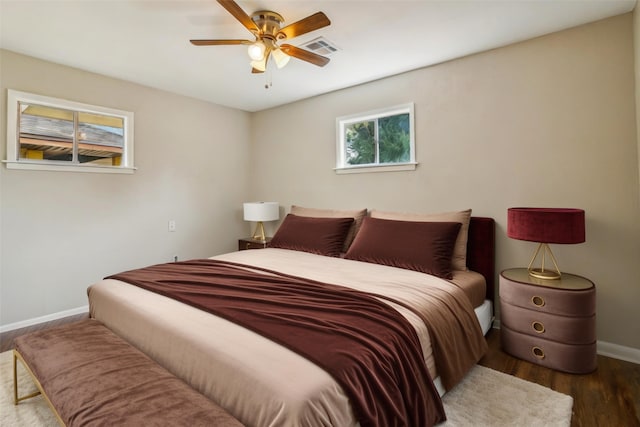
(251, 11, 284, 40)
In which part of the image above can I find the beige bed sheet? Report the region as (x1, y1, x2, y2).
(450, 269, 487, 309)
(88, 248, 485, 427)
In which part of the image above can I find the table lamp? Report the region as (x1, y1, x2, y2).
(507, 207, 585, 280)
(243, 202, 279, 242)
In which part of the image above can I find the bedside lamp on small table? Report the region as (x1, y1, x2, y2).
(242, 202, 279, 247)
(500, 207, 596, 374)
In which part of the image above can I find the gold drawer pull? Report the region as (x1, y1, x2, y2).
(532, 346, 545, 359)
(531, 296, 545, 307)
(532, 321, 545, 333)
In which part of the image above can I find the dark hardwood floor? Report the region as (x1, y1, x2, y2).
(2, 316, 638, 426)
(0, 312, 89, 353)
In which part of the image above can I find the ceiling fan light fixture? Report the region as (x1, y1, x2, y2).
(189, 1, 331, 75)
(250, 57, 267, 72)
(272, 48, 290, 69)
(247, 40, 266, 60)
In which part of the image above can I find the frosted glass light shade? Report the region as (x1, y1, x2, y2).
(250, 57, 267, 72)
(272, 48, 290, 69)
(247, 41, 266, 61)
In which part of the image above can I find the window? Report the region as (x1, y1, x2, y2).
(335, 103, 416, 173)
(5, 89, 134, 173)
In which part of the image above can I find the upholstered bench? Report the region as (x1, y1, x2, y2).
(13, 319, 243, 426)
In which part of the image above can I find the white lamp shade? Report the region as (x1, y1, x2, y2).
(243, 202, 279, 222)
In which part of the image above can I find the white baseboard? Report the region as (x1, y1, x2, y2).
(597, 340, 640, 365)
(0, 305, 89, 333)
(490, 323, 640, 365)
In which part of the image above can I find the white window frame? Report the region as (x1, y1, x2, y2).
(4, 89, 135, 174)
(335, 103, 416, 174)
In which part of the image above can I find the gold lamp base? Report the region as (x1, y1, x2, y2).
(528, 267, 561, 280)
(251, 221, 267, 242)
(527, 243, 562, 280)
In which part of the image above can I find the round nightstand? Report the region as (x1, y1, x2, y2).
(238, 237, 272, 251)
(499, 268, 597, 373)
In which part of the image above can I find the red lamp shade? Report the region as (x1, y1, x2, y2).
(507, 208, 585, 280)
(507, 208, 585, 244)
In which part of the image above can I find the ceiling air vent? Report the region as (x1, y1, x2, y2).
(299, 37, 339, 56)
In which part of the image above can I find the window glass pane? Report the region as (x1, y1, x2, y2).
(19, 103, 74, 162)
(77, 112, 124, 165)
(378, 113, 410, 164)
(345, 120, 375, 165)
(7, 90, 134, 173)
(336, 103, 415, 173)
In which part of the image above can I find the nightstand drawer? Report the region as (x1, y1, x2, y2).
(500, 278, 595, 317)
(500, 302, 596, 344)
(501, 325, 597, 374)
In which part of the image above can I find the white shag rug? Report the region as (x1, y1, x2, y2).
(439, 363, 573, 426)
(1, 350, 572, 426)
(1, 351, 58, 426)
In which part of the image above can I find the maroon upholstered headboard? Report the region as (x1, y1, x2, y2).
(466, 217, 496, 302)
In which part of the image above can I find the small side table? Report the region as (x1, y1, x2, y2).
(238, 237, 272, 251)
(499, 268, 597, 373)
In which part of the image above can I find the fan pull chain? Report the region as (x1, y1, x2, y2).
(264, 65, 273, 89)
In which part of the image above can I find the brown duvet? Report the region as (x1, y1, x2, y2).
(89, 248, 487, 427)
(108, 259, 446, 426)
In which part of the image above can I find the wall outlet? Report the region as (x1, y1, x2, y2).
(168, 220, 176, 232)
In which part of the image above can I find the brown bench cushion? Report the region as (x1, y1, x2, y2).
(14, 319, 243, 427)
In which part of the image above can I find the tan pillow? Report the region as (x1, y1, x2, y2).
(370, 209, 472, 271)
(290, 205, 367, 252)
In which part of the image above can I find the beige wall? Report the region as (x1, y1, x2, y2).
(0, 49, 252, 326)
(1, 14, 639, 352)
(635, 7, 640, 197)
(251, 14, 640, 350)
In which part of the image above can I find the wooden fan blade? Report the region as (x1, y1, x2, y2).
(277, 12, 330, 40)
(216, 0, 259, 34)
(190, 39, 252, 46)
(280, 44, 330, 67)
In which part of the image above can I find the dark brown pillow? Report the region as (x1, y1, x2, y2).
(290, 205, 367, 252)
(269, 214, 355, 257)
(344, 216, 462, 279)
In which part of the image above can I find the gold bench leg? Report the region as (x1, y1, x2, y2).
(13, 349, 42, 405)
(12, 349, 67, 426)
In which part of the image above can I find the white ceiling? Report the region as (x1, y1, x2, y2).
(0, 0, 636, 112)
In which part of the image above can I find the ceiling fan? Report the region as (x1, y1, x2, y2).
(190, 0, 331, 74)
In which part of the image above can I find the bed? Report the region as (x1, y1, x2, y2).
(88, 210, 495, 427)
